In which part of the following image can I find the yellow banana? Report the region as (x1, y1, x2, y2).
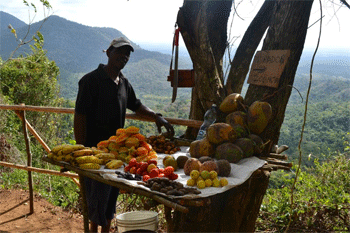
(47, 152, 55, 159)
(62, 144, 85, 154)
(54, 155, 65, 162)
(95, 153, 116, 161)
(105, 160, 124, 169)
(75, 155, 103, 164)
(51, 144, 67, 154)
(91, 147, 107, 155)
(79, 163, 100, 170)
(72, 148, 94, 157)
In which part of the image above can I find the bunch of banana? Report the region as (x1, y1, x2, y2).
(105, 159, 124, 169)
(79, 163, 101, 170)
(75, 155, 103, 170)
(49, 144, 85, 163)
(75, 155, 104, 165)
(95, 152, 116, 164)
(72, 148, 94, 157)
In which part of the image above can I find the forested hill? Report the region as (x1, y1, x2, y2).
(0, 11, 26, 31)
(0, 11, 184, 99)
(0, 11, 349, 163)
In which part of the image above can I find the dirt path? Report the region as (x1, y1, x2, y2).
(0, 189, 84, 233)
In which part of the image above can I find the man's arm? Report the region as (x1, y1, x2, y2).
(74, 112, 87, 145)
(135, 104, 174, 137)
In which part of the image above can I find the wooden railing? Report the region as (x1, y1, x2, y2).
(0, 103, 203, 213)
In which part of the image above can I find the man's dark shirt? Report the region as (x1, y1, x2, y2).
(75, 64, 142, 147)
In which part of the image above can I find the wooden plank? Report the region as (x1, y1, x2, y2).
(247, 50, 290, 88)
(0, 161, 79, 178)
(0, 104, 203, 128)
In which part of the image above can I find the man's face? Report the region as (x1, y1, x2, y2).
(107, 46, 132, 70)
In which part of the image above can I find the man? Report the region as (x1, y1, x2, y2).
(74, 37, 174, 232)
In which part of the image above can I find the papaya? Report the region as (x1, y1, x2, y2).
(247, 101, 272, 134)
(189, 137, 215, 158)
(206, 123, 234, 145)
(219, 93, 244, 114)
(215, 142, 244, 163)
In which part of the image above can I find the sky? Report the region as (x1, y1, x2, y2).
(1, 0, 350, 52)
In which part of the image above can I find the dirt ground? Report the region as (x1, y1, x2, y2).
(0, 189, 85, 233)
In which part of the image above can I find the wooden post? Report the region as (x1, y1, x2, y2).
(79, 175, 90, 232)
(165, 170, 270, 232)
(16, 108, 34, 214)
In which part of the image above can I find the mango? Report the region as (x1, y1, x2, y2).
(247, 101, 272, 134)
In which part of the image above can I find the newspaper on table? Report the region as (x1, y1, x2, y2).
(97, 147, 266, 199)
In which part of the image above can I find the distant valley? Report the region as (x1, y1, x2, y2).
(1, 11, 349, 159)
(1, 11, 348, 102)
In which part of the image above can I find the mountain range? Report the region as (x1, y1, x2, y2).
(0, 11, 349, 102)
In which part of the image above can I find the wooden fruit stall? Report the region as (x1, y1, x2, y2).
(43, 143, 291, 232)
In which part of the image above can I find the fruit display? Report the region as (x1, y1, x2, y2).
(186, 169, 228, 189)
(142, 177, 201, 196)
(188, 96, 272, 164)
(146, 135, 180, 154)
(95, 126, 157, 163)
(124, 158, 179, 182)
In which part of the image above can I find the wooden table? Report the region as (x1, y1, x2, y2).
(43, 153, 289, 232)
(43, 157, 194, 232)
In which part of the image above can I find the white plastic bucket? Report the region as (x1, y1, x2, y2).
(116, 211, 158, 233)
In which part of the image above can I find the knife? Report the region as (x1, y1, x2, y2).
(172, 27, 180, 103)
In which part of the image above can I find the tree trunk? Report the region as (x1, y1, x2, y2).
(165, 170, 270, 232)
(176, 0, 233, 139)
(168, 0, 314, 231)
(226, 0, 275, 95)
(244, 0, 314, 145)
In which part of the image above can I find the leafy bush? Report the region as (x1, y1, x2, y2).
(257, 150, 350, 232)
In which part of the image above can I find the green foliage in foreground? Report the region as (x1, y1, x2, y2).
(257, 149, 350, 232)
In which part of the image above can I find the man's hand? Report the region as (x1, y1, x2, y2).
(155, 113, 174, 138)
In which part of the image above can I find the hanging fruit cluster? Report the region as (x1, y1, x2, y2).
(97, 126, 157, 163)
